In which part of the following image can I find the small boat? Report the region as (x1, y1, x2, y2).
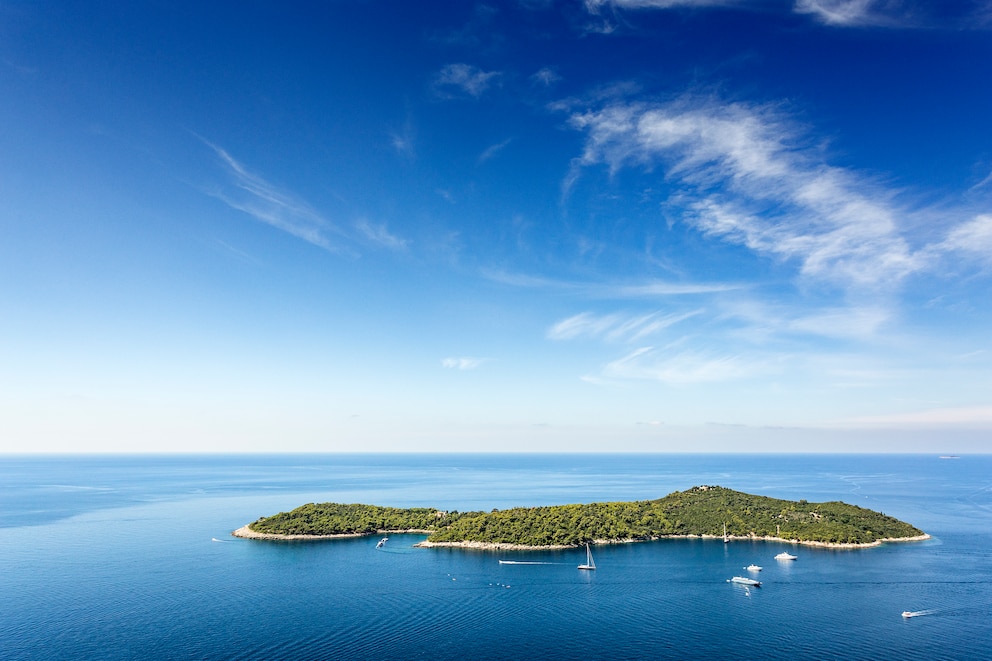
(730, 576, 761, 586)
(375, 537, 388, 548)
(745, 564, 762, 572)
(577, 542, 596, 570)
(775, 552, 797, 560)
(902, 610, 933, 618)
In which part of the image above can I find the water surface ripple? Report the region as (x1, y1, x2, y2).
(1, 454, 989, 660)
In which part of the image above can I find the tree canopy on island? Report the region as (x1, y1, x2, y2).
(246, 486, 924, 546)
(248, 503, 463, 536)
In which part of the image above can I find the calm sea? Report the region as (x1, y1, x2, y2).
(1, 454, 989, 660)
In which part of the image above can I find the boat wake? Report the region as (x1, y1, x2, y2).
(211, 538, 230, 543)
(902, 609, 937, 618)
(497, 560, 555, 565)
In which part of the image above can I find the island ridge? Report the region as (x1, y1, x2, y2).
(233, 485, 928, 549)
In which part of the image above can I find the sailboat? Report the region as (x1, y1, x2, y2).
(577, 542, 596, 570)
(723, 523, 729, 544)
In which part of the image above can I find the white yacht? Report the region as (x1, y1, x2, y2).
(774, 552, 797, 560)
(577, 543, 596, 570)
(729, 576, 761, 586)
(745, 564, 762, 572)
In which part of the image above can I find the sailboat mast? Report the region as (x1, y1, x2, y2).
(578, 542, 596, 570)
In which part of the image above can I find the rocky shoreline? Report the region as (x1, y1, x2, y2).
(233, 524, 930, 550)
(738, 532, 932, 549)
(414, 532, 931, 551)
(413, 539, 574, 550)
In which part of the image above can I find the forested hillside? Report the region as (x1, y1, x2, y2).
(246, 486, 924, 546)
(248, 503, 477, 535)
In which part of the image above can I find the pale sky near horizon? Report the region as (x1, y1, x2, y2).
(1, 1, 991, 453)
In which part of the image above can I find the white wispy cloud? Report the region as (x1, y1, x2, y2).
(978, 0, 992, 27)
(604, 280, 744, 296)
(548, 310, 702, 341)
(601, 346, 761, 384)
(203, 140, 338, 251)
(391, 133, 414, 156)
(481, 269, 576, 290)
(585, 0, 741, 10)
(567, 97, 935, 290)
(531, 67, 562, 87)
(481, 268, 743, 297)
(442, 357, 489, 370)
(719, 298, 894, 341)
(213, 239, 263, 266)
(971, 168, 992, 191)
(355, 219, 408, 251)
(565, 301, 896, 385)
(478, 139, 513, 165)
(938, 214, 992, 266)
(433, 63, 501, 98)
(201, 138, 421, 256)
(583, 0, 989, 28)
(785, 306, 890, 338)
(389, 120, 416, 159)
(793, 0, 914, 27)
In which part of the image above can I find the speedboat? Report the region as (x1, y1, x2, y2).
(774, 552, 797, 560)
(745, 564, 762, 572)
(729, 576, 761, 586)
(376, 537, 388, 548)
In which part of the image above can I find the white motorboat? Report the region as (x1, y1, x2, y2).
(902, 610, 933, 618)
(774, 552, 797, 560)
(745, 564, 762, 572)
(729, 576, 761, 586)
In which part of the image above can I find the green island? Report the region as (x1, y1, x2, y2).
(233, 485, 927, 549)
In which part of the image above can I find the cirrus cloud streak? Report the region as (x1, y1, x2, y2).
(442, 357, 489, 370)
(568, 96, 990, 291)
(204, 141, 339, 251)
(548, 310, 702, 342)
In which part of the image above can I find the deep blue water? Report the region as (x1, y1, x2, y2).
(1, 454, 990, 660)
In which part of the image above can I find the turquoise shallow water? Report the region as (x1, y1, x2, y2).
(1, 454, 990, 660)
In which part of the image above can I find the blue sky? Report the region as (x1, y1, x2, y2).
(2, 0, 991, 453)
